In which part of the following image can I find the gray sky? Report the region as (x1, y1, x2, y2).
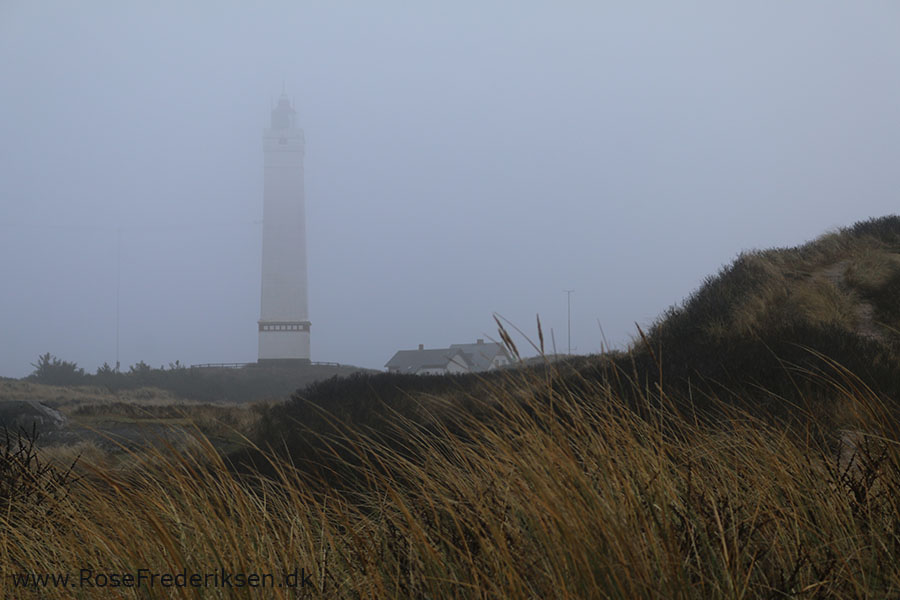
(2, 2, 899, 378)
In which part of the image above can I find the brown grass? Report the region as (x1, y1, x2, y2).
(0, 379, 185, 410)
(690, 228, 900, 345)
(845, 248, 900, 293)
(3, 360, 900, 599)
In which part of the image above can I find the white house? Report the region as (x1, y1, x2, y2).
(384, 339, 511, 375)
(449, 339, 511, 371)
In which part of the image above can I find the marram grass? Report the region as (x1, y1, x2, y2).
(2, 362, 900, 599)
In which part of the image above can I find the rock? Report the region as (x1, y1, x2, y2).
(0, 401, 67, 433)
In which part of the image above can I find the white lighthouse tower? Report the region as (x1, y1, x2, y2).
(258, 93, 310, 363)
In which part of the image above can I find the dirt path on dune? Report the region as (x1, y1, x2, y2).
(817, 260, 884, 342)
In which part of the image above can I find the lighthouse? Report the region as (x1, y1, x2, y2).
(258, 93, 310, 363)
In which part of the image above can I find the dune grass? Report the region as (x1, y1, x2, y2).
(653, 217, 900, 344)
(2, 354, 899, 599)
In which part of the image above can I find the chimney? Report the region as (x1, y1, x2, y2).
(418, 344, 424, 351)
(476, 338, 484, 344)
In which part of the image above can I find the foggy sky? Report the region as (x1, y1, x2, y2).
(2, 2, 899, 378)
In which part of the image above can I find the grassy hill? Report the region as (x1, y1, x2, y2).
(656, 216, 900, 347)
(0, 362, 375, 457)
(253, 216, 900, 466)
(626, 215, 900, 419)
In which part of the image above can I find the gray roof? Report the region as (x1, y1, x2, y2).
(448, 341, 509, 371)
(385, 348, 470, 373)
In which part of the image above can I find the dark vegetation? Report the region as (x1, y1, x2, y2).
(25, 352, 371, 403)
(249, 216, 900, 484)
(249, 371, 492, 484)
(0, 426, 77, 528)
(632, 215, 900, 420)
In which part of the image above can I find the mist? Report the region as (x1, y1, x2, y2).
(2, 1, 899, 377)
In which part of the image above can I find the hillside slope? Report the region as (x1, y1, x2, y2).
(253, 216, 900, 472)
(651, 215, 900, 350)
(625, 215, 900, 411)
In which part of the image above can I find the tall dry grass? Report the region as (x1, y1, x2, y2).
(2, 359, 900, 599)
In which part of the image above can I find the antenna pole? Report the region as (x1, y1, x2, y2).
(116, 226, 121, 372)
(564, 289, 574, 355)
